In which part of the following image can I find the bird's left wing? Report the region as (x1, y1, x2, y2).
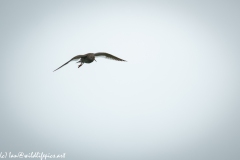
(94, 52, 126, 61)
(53, 55, 84, 72)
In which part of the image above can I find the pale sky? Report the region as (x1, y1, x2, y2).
(1, 0, 240, 160)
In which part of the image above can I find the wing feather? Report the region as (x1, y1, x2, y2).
(53, 55, 84, 72)
(94, 52, 126, 61)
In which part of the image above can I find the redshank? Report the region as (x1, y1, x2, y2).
(53, 52, 126, 72)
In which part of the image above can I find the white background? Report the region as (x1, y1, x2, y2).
(1, 0, 240, 159)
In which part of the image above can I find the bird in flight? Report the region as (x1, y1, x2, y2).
(53, 52, 126, 72)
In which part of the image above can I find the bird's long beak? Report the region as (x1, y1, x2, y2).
(94, 59, 97, 62)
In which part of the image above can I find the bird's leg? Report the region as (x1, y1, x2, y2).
(78, 62, 83, 68)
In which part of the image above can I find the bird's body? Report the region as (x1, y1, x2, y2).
(53, 52, 126, 72)
(78, 53, 95, 63)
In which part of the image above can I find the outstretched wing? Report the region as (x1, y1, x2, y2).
(53, 55, 84, 72)
(94, 52, 126, 62)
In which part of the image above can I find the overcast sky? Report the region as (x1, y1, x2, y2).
(1, 0, 240, 160)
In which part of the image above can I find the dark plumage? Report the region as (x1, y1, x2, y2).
(53, 52, 126, 72)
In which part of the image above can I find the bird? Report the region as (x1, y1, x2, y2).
(53, 52, 126, 72)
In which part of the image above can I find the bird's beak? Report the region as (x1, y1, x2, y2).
(94, 59, 97, 62)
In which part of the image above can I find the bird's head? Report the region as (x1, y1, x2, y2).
(90, 53, 97, 62)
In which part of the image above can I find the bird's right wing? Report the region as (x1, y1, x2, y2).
(53, 55, 84, 72)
